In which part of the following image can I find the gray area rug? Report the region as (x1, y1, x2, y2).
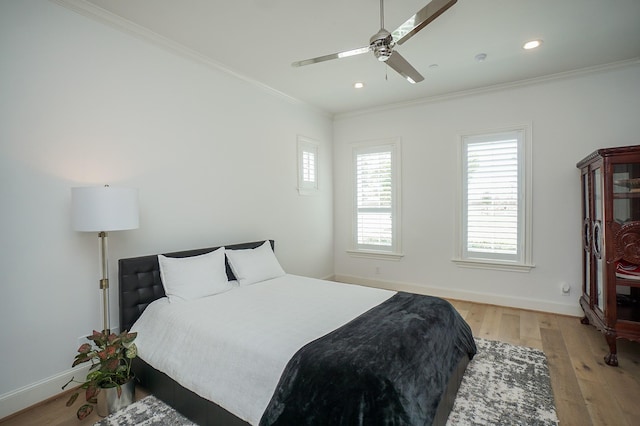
(94, 338, 558, 425)
(446, 338, 558, 425)
(93, 394, 195, 425)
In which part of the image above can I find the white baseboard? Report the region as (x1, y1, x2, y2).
(334, 274, 583, 317)
(0, 364, 90, 420)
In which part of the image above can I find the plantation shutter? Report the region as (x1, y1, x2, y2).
(302, 149, 316, 183)
(356, 148, 392, 247)
(465, 136, 519, 256)
(297, 136, 318, 194)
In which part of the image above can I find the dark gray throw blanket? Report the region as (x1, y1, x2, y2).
(260, 292, 477, 426)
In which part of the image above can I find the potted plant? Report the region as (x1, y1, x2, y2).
(62, 330, 138, 420)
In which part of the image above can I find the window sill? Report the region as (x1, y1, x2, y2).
(347, 250, 404, 261)
(452, 258, 535, 272)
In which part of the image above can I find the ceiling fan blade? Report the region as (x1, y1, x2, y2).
(385, 52, 424, 83)
(391, 0, 457, 45)
(292, 46, 370, 67)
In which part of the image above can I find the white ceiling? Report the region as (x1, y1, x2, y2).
(68, 0, 640, 115)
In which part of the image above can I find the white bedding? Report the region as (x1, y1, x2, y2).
(131, 274, 395, 425)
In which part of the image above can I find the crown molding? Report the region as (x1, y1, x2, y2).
(335, 58, 640, 120)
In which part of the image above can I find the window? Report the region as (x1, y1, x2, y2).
(297, 136, 319, 195)
(455, 126, 533, 271)
(350, 140, 402, 259)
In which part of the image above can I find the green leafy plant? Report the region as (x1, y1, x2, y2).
(62, 330, 138, 420)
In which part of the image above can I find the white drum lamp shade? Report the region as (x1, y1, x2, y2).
(72, 186, 139, 232)
(71, 185, 139, 334)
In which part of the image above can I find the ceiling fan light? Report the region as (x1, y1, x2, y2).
(370, 31, 394, 62)
(523, 39, 542, 50)
(373, 47, 392, 61)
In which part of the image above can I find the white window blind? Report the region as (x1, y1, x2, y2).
(456, 127, 533, 271)
(357, 149, 392, 247)
(351, 141, 401, 258)
(302, 149, 316, 184)
(465, 138, 518, 255)
(297, 136, 319, 194)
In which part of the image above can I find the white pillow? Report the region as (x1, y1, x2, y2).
(225, 241, 285, 286)
(158, 247, 232, 303)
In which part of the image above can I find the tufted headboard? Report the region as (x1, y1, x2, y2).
(118, 240, 274, 332)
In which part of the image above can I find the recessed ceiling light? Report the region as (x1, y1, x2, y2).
(354, 82, 364, 89)
(429, 63, 439, 69)
(523, 39, 543, 50)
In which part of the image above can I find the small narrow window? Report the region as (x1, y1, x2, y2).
(455, 126, 533, 271)
(297, 136, 319, 195)
(349, 140, 402, 259)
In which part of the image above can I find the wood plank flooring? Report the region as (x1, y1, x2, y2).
(448, 300, 640, 426)
(2, 300, 639, 426)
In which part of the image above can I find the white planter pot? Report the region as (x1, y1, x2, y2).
(96, 379, 135, 417)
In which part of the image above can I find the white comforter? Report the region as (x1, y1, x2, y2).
(131, 274, 395, 425)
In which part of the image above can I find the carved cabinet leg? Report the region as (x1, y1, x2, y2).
(604, 333, 618, 367)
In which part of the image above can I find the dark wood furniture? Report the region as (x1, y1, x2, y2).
(578, 145, 640, 366)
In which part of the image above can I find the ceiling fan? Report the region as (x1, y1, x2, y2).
(292, 0, 457, 84)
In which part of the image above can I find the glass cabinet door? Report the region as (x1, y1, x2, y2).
(593, 167, 605, 312)
(582, 172, 591, 298)
(612, 163, 640, 224)
(612, 163, 640, 322)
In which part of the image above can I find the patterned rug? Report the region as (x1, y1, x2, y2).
(93, 394, 195, 425)
(446, 338, 558, 425)
(94, 338, 558, 425)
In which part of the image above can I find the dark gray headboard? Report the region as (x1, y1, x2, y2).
(118, 240, 274, 332)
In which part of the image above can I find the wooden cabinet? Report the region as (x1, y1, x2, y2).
(578, 145, 640, 366)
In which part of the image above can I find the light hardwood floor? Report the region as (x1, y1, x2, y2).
(2, 300, 639, 426)
(448, 300, 640, 426)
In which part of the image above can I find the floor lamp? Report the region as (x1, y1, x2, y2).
(71, 185, 139, 335)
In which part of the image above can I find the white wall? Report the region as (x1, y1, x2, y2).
(2, 0, 639, 419)
(0, 0, 333, 416)
(333, 63, 640, 316)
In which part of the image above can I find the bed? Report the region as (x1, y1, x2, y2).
(118, 240, 476, 426)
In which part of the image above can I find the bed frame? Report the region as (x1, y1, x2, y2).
(118, 240, 469, 426)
